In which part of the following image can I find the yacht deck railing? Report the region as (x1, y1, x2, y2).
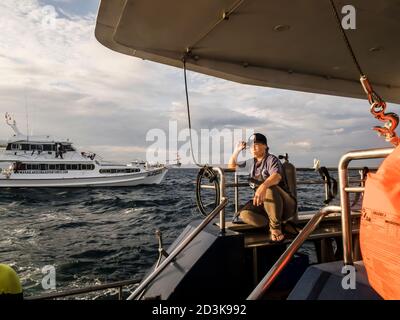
(25, 278, 141, 300)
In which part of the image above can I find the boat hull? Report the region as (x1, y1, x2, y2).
(0, 168, 168, 187)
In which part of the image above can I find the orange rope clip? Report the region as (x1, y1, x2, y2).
(360, 76, 400, 146)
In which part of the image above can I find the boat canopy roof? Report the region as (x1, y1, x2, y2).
(95, 0, 400, 103)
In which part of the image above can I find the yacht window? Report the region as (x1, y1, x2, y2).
(43, 145, 52, 151)
(63, 144, 75, 152)
(81, 164, 87, 170)
(49, 164, 56, 170)
(71, 164, 78, 170)
(11, 144, 17, 150)
(6, 144, 11, 150)
(18, 163, 26, 170)
(40, 164, 47, 170)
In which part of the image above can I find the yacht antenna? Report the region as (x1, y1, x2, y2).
(24, 87, 30, 141)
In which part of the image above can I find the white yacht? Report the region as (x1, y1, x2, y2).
(0, 113, 167, 187)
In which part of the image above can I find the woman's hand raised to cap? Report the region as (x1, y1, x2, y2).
(234, 141, 246, 154)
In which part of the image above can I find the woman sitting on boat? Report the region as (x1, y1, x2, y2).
(228, 133, 296, 242)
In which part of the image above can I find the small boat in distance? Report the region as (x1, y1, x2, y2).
(175, 152, 181, 167)
(0, 113, 168, 187)
(165, 152, 182, 168)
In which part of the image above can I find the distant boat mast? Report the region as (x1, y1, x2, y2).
(25, 87, 30, 141)
(176, 152, 181, 167)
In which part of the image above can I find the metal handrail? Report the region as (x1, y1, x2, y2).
(209, 167, 334, 224)
(247, 147, 393, 299)
(344, 186, 365, 193)
(25, 278, 141, 300)
(338, 147, 393, 265)
(206, 166, 345, 219)
(247, 205, 342, 300)
(127, 197, 228, 300)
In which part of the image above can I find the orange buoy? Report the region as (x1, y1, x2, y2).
(360, 145, 400, 300)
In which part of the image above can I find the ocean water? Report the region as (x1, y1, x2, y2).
(0, 168, 361, 298)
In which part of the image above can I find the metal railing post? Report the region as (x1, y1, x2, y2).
(323, 177, 329, 203)
(234, 171, 239, 214)
(213, 167, 226, 233)
(338, 156, 353, 265)
(338, 147, 393, 265)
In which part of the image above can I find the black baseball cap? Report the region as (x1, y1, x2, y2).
(248, 133, 267, 145)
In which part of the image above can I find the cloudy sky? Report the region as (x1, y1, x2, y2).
(0, 0, 396, 167)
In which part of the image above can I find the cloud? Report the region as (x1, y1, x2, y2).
(0, 0, 396, 167)
(285, 141, 312, 149)
(333, 128, 345, 134)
